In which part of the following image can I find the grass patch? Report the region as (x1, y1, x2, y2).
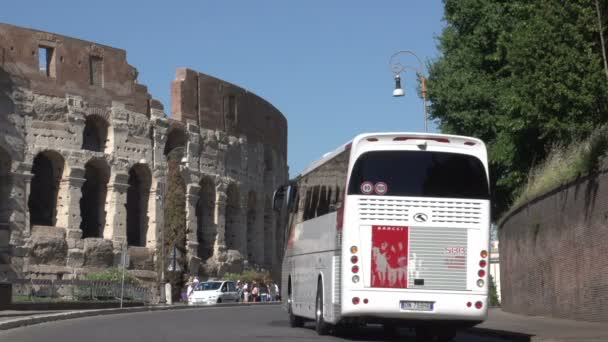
(507, 125, 608, 217)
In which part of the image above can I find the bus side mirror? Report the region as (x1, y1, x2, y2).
(272, 186, 286, 212)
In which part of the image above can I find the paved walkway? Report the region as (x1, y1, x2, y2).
(473, 308, 608, 341)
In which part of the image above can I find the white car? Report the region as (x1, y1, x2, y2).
(188, 280, 240, 305)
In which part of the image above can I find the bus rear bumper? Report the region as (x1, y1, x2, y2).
(340, 290, 488, 322)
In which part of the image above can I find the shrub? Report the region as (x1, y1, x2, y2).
(86, 267, 140, 286)
(489, 275, 500, 307)
(508, 125, 608, 215)
(224, 269, 271, 283)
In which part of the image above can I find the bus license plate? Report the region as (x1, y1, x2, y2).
(400, 301, 434, 311)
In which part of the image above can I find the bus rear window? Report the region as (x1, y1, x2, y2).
(347, 151, 489, 199)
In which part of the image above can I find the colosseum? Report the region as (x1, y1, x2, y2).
(0, 23, 289, 288)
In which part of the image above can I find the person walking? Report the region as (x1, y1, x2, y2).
(268, 281, 277, 302)
(242, 281, 250, 303)
(251, 281, 259, 302)
(274, 282, 280, 301)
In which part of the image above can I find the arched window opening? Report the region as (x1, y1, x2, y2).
(163, 127, 187, 157)
(196, 177, 216, 260)
(29, 151, 64, 226)
(80, 159, 110, 238)
(225, 184, 240, 251)
(317, 186, 328, 217)
(264, 147, 273, 172)
(246, 191, 257, 261)
(126, 164, 151, 246)
(82, 115, 108, 152)
(0, 147, 12, 226)
(263, 197, 273, 266)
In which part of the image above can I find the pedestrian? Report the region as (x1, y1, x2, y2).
(236, 280, 243, 302)
(268, 281, 277, 302)
(186, 277, 195, 303)
(251, 281, 259, 302)
(243, 281, 250, 303)
(274, 282, 280, 301)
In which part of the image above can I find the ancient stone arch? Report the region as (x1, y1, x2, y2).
(163, 125, 187, 157)
(224, 183, 240, 252)
(0, 147, 11, 227)
(246, 191, 257, 261)
(126, 163, 151, 247)
(28, 150, 65, 227)
(264, 196, 273, 266)
(80, 158, 110, 238)
(82, 114, 109, 152)
(264, 146, 274, 173)
(196, 176, 216, 261)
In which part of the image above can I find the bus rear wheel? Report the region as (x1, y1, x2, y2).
(315, 281, 330, 335)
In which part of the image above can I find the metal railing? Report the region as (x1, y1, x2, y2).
(7, 279, 152, 303)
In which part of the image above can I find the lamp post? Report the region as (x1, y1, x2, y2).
(389, 50, 429, 132)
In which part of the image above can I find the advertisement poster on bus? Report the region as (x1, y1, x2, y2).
(371, 225, 409, 288)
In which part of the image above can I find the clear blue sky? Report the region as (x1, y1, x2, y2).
(1, 1, 446, 176)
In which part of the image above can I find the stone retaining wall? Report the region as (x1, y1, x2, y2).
(499, 170, 608, 322)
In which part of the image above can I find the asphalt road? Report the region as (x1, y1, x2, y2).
(0, 305, 513, 342)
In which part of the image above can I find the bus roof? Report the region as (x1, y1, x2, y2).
(298, 132, 485, 178)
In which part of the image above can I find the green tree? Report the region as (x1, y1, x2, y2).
(162, 149, 188, 300)
(428, 0, 608, 218)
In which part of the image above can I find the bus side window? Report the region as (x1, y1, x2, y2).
(303, 188, 313, 220)
(317, 186, 328, 216)
(287, 184, 299, 213)
(310, 186, 320, 219)
(335, 186, 341, 207)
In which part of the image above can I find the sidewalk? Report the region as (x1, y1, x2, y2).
(0, 302, 278, 330)
(470, 308, 608, 342)
(0, 310, 69, 323)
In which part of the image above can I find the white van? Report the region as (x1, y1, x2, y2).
(188, 280, 240, 305)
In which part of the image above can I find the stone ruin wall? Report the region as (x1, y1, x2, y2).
(0, 23, 288, 286)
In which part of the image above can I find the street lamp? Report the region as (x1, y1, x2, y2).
(389, 50, 429, 132)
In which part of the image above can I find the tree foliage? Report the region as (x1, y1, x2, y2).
(162, 149, 188, 299)
(428, 0, 608, 218)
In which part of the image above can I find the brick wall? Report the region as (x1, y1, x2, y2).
(499, 170, 608, 322)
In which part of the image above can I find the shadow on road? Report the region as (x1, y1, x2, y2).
(269, 320, 534, 341)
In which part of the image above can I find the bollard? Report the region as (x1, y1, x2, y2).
(165, 283, 172, 305)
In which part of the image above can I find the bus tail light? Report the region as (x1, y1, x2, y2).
(475, 301, 483, 309)
(363, 298, 369, 304)
(477, 279, 485, 287)
(466, 302, 472, 307)
(479, 260, 487, 268)
(352, 297, 360, 305)
(393, 137, 450, 143)
(352, 275, 360, 283)
(352, 265, 359, 274)
(350, 246, 358, 254)
(367, 138, 378, 142)
(351, 255, 358, 264)
(481, 250, 488, 258)
(478, 270, 486, 277)
(464, 141, 476, 146)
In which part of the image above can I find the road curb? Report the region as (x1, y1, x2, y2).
(0, 302, 280, 331)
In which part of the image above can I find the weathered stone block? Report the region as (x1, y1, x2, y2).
(26, 229, 68, 266)
(128, 247, 155, 271)
(67, 249, 84, 268)
(83, 238, 114, 268)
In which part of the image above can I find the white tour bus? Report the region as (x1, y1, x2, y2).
(273, 132, 491, 340)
